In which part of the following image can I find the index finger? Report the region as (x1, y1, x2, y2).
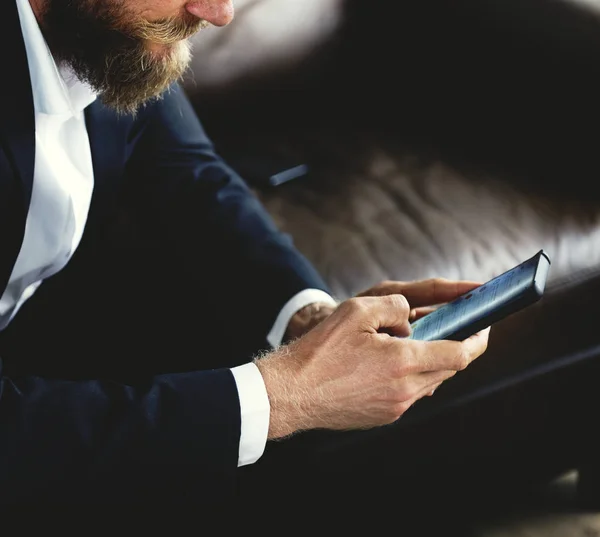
(388, 278, 484, 308)
(403, 326, 491, 372)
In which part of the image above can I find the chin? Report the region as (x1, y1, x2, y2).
(145, 40, 188, 60)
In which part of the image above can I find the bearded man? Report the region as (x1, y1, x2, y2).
(27, 1, 600, 521)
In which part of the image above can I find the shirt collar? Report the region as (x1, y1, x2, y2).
(16, 0, 97, 115)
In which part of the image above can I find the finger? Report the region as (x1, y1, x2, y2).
(451, 326, 491, 368)
(406, 369, 456, 394)
(462, 326, 492, 354)
(356, 281, 408, 298)
(399, 279, 483, 308)
(417, 380, 444, 399)
(339, 294, 411, 334)
(359, 279, 482, 307)
(410, 380, 446, 407)
(390, 369, 456, 404)
(402, 379, 448, 414)
(401, 326, 491, 372)
(409, 306, 438, 322)
(380, 322, 412, 338)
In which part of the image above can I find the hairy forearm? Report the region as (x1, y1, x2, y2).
(256, 301, 337, 438)
(254, 347, 312, 440)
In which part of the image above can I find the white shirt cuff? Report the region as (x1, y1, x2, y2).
(266, 289, 338, 348)
(230, 362, 270, 467)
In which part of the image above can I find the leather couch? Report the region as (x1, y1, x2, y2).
(183, 0, 600, 529)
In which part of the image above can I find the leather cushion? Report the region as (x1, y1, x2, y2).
(258, 142, 600, 299)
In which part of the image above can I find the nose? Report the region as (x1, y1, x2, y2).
(185, 0, 235, 27)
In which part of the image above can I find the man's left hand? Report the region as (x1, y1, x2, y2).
(283, 302, 338, 342)
(284, 278, 482, 342)
(357, 278, 482, 322)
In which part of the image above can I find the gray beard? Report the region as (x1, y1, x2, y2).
(91, 41, 193, 115)
(40, 0, 196, 114)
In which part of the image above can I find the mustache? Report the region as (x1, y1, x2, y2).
(131, 14, 209, 44)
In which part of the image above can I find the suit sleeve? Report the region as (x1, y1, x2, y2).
(0, 360, 241, 503)
(124, 84, 331, 347)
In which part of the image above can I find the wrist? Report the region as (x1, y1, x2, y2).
(254, 347, 314, 440)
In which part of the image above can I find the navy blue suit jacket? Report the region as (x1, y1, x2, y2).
(0, 0, 329, 503)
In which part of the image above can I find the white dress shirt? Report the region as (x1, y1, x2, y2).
(4, 0, 337, 467)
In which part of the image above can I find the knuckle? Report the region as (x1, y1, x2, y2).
(342, 297, 367, 316)
(389, 357, 411, 379)
(387, 341, 414, 374)
(445, 370, 458, 380)
(429, 277, 446, 289)
(387, 293, 410, 314)
(457, 350, 470, 371)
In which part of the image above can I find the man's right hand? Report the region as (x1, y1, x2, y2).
(255, 294, 490, 440)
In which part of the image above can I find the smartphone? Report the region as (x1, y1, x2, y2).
(407, 250, 551, 341)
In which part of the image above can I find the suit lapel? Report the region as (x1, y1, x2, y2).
(0, 0, 35, 295)
(0, 0, 35, 208)
(84, 101, 129, 237)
